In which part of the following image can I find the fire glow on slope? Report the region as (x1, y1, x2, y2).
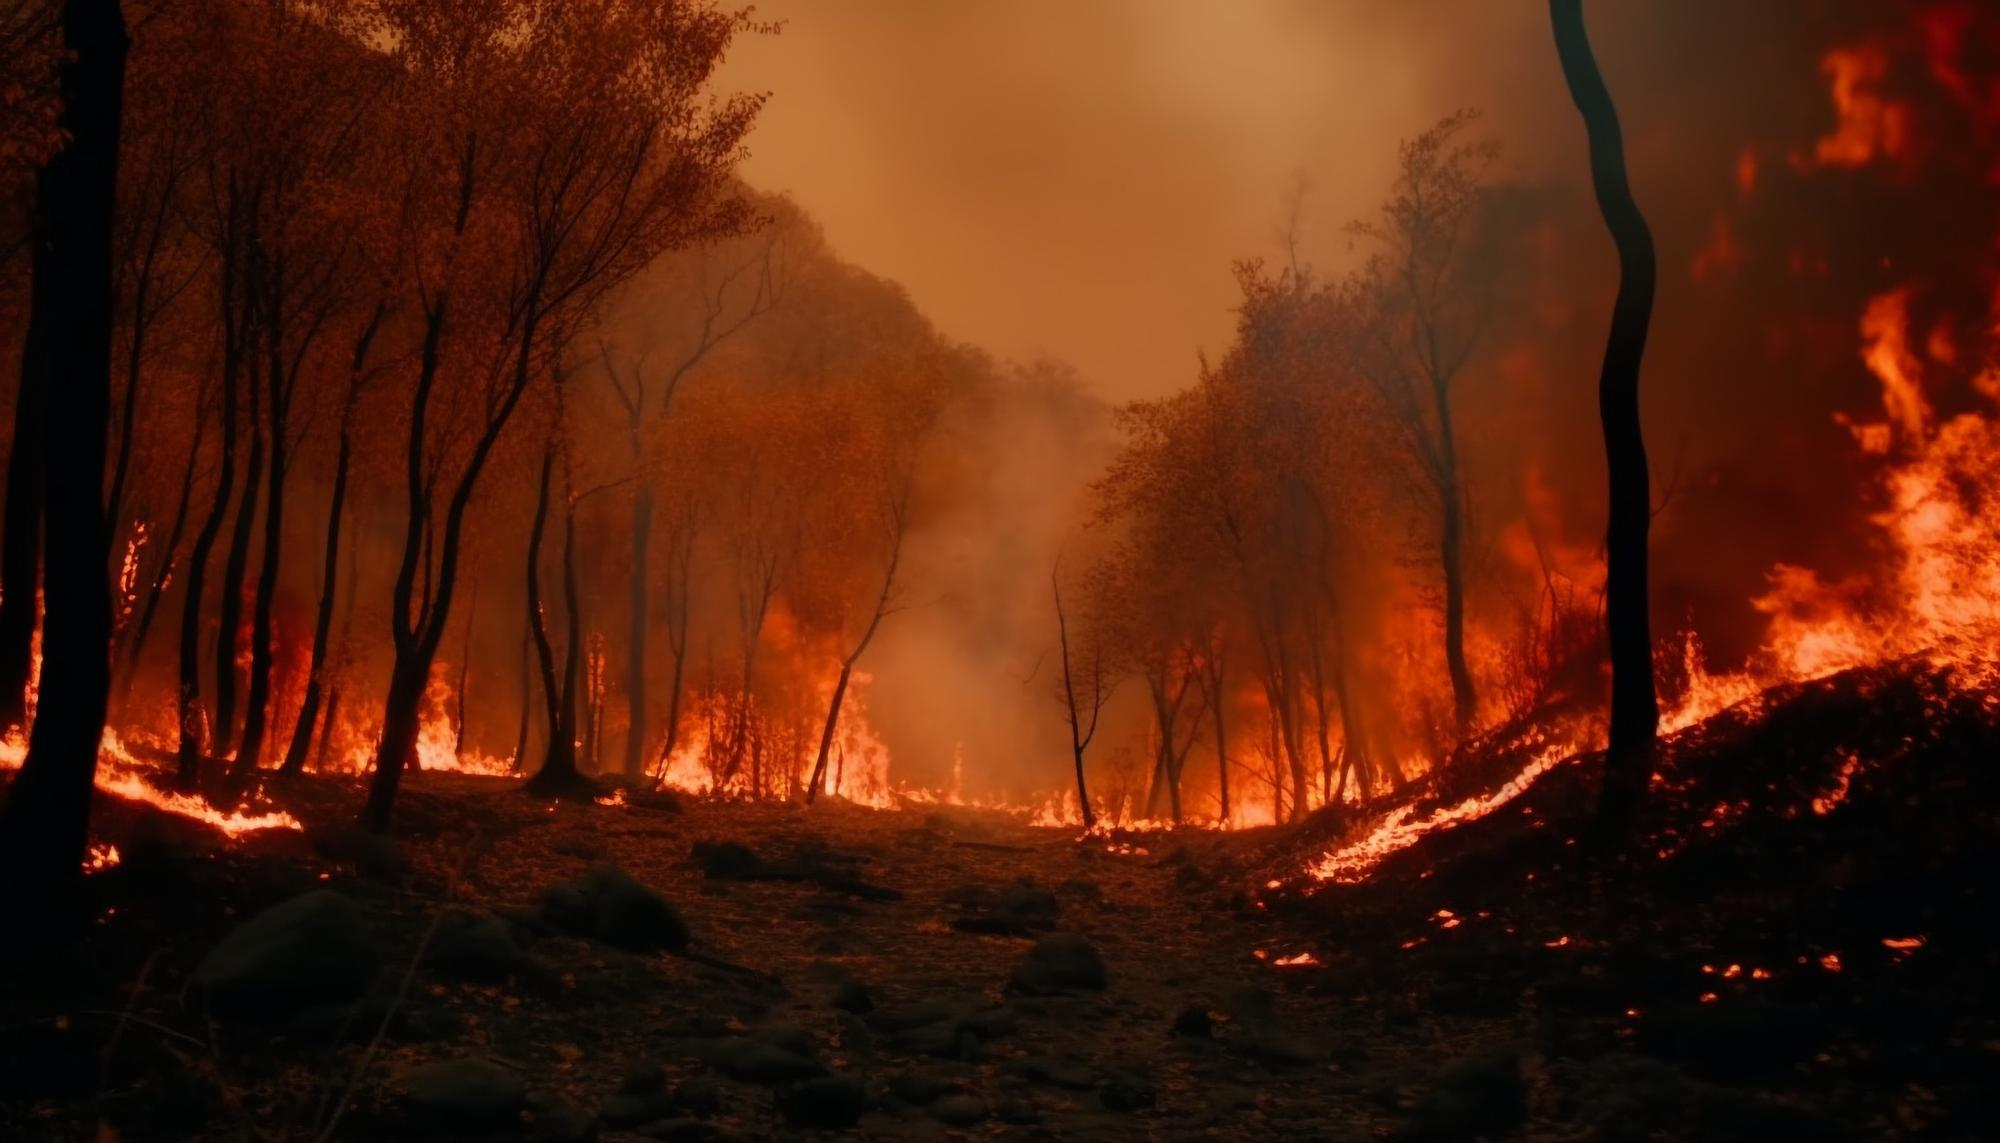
(0, 730, 301, 839)
(1302, 280, 2000, 885)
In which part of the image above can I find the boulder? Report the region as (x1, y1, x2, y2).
(193, 890, 382, 1018)
(394, 1057, 526, 1133)
(776, 1074, 868, 1130)
(1008, 933, 1107, 994)
(425, 909, 528, 980)
(537, 866, 689, 953)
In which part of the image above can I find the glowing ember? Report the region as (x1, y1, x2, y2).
(84, 843, 120, 873)
(1272, 952, 1321, 968)
(1306, 735, 1580, 883)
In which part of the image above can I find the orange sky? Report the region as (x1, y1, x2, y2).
(716, 0, 1652, 401)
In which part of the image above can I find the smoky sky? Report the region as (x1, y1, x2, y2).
(719, 1, 1856, 401)
(719, 0, 1988, 667)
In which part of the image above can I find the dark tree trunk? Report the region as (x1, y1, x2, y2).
(279, 308, 378, 776)
(524, 443, 561, 770)
(512, 609, 533, 772)
(176, 326, 240, 784)
(1551, 0, 1660, 836)
(624, 484, 651, 776)
(0, 206, 50, 735)
(214, 359, 264, 760)
(530, 467, 587, 796)
(119, 391, 202, 687)
(0, 0, 127, 940)
(361, 298, 536, 833)
(1208, 659, 1229, 822)
(235, 300, 293, 781)
(1437, 430, 1476, 732)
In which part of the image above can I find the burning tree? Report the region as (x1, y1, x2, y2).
(357, 0, 765, 832)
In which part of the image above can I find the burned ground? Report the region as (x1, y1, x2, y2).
(2, 657, 1995, 1141)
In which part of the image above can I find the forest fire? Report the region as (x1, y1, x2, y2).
(3, 2, 2000, 1138)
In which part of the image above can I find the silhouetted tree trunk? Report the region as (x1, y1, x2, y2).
(214, 346, 264, 760)
(1551, 0, 1660, 836)
(1198, 638, 1229, 821)
(529, 435, 589, 796)
(119, 377, 206, 688)
(0, 183, 50, 736)
(0, 0, 127, 937)
(280, 304, 381, 777)
(625, 483, 651, 775)
(1052, 566, 1110, 829)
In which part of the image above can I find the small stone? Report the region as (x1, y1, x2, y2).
(832, 979, 874, 1013)
(395, 1057, 526, 1131)
(426, 909, 527, 981)
(1099, 1071, 1157, 1113)
(888, 1070, 965, 1106)
(538, 866, 689, 953)
(1007, 933, 1107, 994)
(1009, 1055, 1097, 1092)
(930, 1093, 987, 1125)
(670, 1077, 725, 1117)
(1402, 1050, 1526, 1141)
(776, 1074, 867, 1130)
(1172, 1005, 1213, 1038)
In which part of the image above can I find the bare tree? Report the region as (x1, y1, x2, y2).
(1052, 559, 1116, 829)
(1551, 0, 1660, 836)
(1349, 113, 1500, 735)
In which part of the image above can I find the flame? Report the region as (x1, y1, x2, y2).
(1306, 730, 1582, 884)
(0, 728, 301, 838)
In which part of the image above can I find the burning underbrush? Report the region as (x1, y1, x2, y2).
(1247, 652, 2000, 1138)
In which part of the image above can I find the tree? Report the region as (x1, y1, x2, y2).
(598, 237, 778, 776)
(359, 0, 763, 832)
(278, 301, 385, 777)
(804, 423, 926, 804)
(1550, 0, 1660, 835)
(1349, 113, 1500, 735)
(1052, 558, 1116, 829)
(0, 0, 126, 938)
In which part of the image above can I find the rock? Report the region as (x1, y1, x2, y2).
(537, 866, 689, 953)
(704, 1029, 824, 1084)
(1008, 933, 1107, 994)
(425, 909, 527, 981)
(888, 1069, 966, 1106)
(994, 1095, 1040, 1124)
(525, 1094, 596, 1143)
(670, 1077, 725, 1118)
(869, 999, 1016, 1060)
(1248, 1032, 1322, 1070)
(930, 1093, 988, 1125)
(1401, 1050, 1526, 1141)
(638, 1118, 723, 1142)
(618, 1061, 668, 1097)
(1099, 1071, 1157, 1112)
(658, 1013, 735, 1040)
(832, 979, 874, 1014)
(394, 1057, 526, 1133)
(776, 1074, 868, 1130)
(692, 840, 766, 880)
(193, 890, 382, 1018)
(1171, 1005, 1213, 1038)
(601, 1092, 674, 1129)
(1009, 1055, 1097, 1092)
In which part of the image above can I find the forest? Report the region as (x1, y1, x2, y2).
(1, 0, 1997, 1139)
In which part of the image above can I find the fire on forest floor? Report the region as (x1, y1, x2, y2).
(4, 652, 1995, 1140)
